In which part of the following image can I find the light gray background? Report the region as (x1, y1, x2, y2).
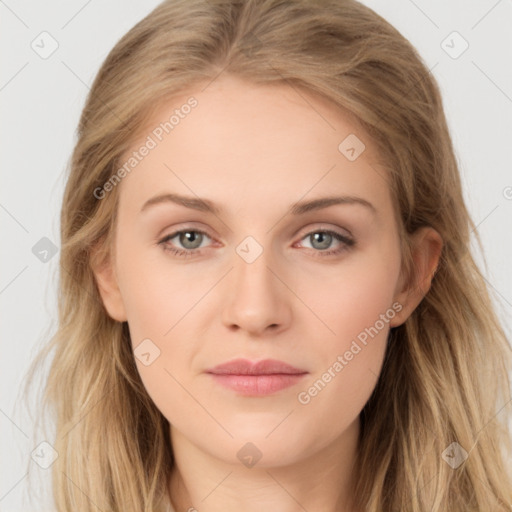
(1, 1, 512, 510)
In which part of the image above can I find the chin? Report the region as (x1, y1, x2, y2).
(216, 427, 313, 467)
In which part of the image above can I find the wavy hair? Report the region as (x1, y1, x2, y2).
(21, 0, 512, 510)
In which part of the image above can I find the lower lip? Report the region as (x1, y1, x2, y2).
(208, 373, 307, 396)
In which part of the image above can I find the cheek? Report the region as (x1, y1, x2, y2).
(116, 241, 193, 342)
(114, 243, 205, 422)
(304, 243, 401, 348)
(294, 246, 400, 415)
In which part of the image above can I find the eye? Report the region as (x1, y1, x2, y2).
(158, 227, 355, 258)
(158, 228, 213, 258)
(296, 229, 355, 257)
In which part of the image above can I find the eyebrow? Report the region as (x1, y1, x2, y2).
(139, 192, 377, 216)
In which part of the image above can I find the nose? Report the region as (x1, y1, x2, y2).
(221, 243, 292, 336)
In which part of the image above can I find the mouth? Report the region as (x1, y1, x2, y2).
(205, 358, 308, 396)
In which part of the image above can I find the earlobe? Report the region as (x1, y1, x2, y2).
(390, 226, 443, 328)
(90, 243, 128, 322)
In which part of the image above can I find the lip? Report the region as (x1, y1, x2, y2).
(207, 358, 307, 375)
(205, 358, 308, 396)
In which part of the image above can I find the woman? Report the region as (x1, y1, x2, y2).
(23, 0, 512, 510)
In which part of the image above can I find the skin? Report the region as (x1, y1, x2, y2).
(92, 74, 442, 512)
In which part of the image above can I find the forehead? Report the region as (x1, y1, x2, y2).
(116, 74, 391, 220)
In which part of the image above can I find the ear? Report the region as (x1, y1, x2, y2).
(90, 241, 128, 322)
(390, 226, 443, 328)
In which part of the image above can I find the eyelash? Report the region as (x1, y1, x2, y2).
(157, 227, 355, 259)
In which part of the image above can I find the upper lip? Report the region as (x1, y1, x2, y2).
(206, 358, 308, 375)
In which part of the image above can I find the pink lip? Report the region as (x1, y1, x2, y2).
(205, 358, 308, 396)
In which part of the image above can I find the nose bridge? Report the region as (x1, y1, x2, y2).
(234, 235, 273, 290)
(221, 234, 290, 333)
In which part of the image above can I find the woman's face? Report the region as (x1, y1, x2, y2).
(93, 74, 431, 467)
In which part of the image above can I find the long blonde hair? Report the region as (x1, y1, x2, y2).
(21, 0, 512, 510)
